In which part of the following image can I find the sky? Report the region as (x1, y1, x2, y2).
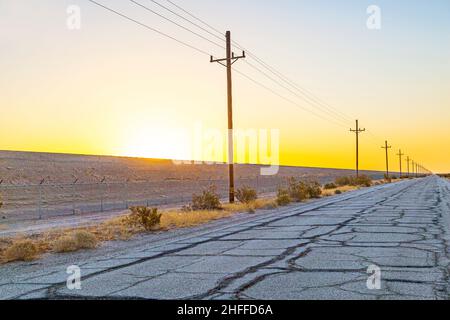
(1, 0, 449, 172)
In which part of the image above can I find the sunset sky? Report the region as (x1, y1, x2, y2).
(1, 0, 449, 172)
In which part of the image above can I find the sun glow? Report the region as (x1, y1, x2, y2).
(119, 126, 191, 161)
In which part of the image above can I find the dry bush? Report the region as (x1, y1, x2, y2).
(324, 182, 337, 190)
(335, 189, 343, 195)
(276, 187, 291, 206)
(306, 180, 322, 198)
(53, 235, 79, 253)
(355, 175, 372, 187)
(335, 176, 353, 186)
(53, 230, 98, 253)
(287, 178, 322, 202)
(235, 186, 257, 204)
(4, 239, 39, 262)
(335, 175, 372, 187)
(191, 186, 222, 211)
(288, 178, 309, 202)
(72, 230, 98, 249)
(127, 207, 161, 231)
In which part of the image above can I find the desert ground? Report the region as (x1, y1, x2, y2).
(0, 150, 385, 226)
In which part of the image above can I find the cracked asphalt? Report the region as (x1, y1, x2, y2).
(1, 176, 449, 300)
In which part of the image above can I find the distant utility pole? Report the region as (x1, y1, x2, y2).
(381, 140, 392, 178)
(350, 120, 365, 177)
(397, 149, 404, 177)
(211, 31, 245, 203)
(406, 156, 411, 177)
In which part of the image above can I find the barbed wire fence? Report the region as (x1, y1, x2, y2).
(0, 174, 283, 223)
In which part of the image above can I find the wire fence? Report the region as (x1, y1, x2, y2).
(0, 176, 284, 223)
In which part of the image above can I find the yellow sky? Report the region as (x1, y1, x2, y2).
(1, 1, 449, 173)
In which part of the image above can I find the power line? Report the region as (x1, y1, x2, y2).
(161, 0, 355, 126)
(164, 0, 224, 36)
(128, 0, 226, 50)
(88, 0, 350, 128)
(242, 59, 352, 127)
(148, 0, 226, 44)
(87, 0, 211, 56)
(238, 47, 355, 124)
(232, 67, 350, 129)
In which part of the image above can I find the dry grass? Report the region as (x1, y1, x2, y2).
(53, 230, 98, 253)
(322, 185, 358, 197)
(0, 184, 364, 264)
(3, 239, 39, 262)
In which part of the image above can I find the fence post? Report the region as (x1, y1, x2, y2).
(124, 181, 129, 209)
(38, 185, 43, 220)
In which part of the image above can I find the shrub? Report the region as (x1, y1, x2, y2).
(335, 175, 372, 187)
(335, 176, 353, 186)
(287, 178, 322, 201)
(72, 230, 98, 249)
(53, 236, 79, 253)
(355, 175, 372, 187)
(324, 183, 337, 190)
(191, 186, 222, 211)
(127, 207, 162, 231)
(335, 189, 342, 195)
(288, 178, 309, 202)
(276, 187, 291, 206)
(306, 180, 322, 198)
(4, 240, 39, 262)
(391, 175, 398, 180)
(235, 186, 257, 204)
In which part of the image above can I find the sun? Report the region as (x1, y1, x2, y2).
(119, 125, 191, 161)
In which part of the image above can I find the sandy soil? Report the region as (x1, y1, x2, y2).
(0, 150, 385, 224)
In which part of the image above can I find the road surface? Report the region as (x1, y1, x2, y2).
(1, 176, 449, 300)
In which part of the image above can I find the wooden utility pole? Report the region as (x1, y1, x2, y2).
(381, 140, 392, 178)
(397, 149, 404, 177)
(406, 156, 411, 177)
(350, 120, 365, 177)
(211, 31, 245, 203)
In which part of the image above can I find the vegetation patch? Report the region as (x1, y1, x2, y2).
(127, 207, 162, 231)
(235, 186, 258, 204)
(185, 186, 222, 211)
(335, 175, 372, 187)
(4, 239, 39, 262)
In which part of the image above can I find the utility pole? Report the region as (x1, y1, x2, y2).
(211, 31, 245, 203)
(350, 120, 365, 177)
(381, 140, 392, 178)
(397, 149, 404, 177)
(406, 156, 411, 177)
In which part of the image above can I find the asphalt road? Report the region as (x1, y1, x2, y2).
(1, 176, 449, 300)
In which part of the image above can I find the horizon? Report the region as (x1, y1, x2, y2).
(0, 149, 433, 174)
